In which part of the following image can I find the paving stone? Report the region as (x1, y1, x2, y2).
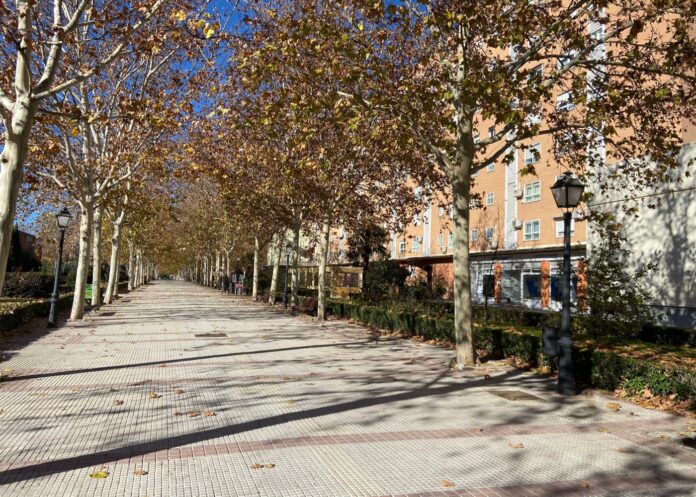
(0, 281, 693, 496)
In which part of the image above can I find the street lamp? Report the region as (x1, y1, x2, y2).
(550, 172, 585, 395)
(283, 241, 293, 309)
(48, 208, 72, 328)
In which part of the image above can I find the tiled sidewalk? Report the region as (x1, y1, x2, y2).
(0, 280, 694, 497)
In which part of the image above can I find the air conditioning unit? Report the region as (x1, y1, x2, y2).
(514, 188, 523, 199)
(512, 219, 523, 229)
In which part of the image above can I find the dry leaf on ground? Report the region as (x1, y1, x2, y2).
(286, 400, 296, 406)
(174, 411, 183, 416)
(596, 427, 610, 433)
(616, 447, 635, 453)
(113, 400, 124, 406)
(89, 470, 109, 479)
(265, 464, 275, 468)
(441, 480, 455, 488)
(203, 410, 216, 417)
(175, 389, 185, 395)
(148, 392, 160, 399)
(189, 411, 200, 417)
(509, 443, 525, 449)
(607, 402, 621, 412)
(250, 463, 264, 469)
(134, 469, 148, 476)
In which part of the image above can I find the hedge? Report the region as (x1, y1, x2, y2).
(326, 300, 696, 400)
(2, 272, 55, 298)
(0, 294, 74, 332)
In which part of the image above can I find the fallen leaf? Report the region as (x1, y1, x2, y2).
(250, 463, 264, 469)
(405, 358, 416, 365)
(203, 410, 216, 417)
(265, 463, 275, 468)
(134, 469, 148, 476)
(175, 389, 185, 395)
(596, 427, 609, 433)
(89, 470, 109, 479)
(509, 443, 524, 449)
(148, 392, 160, 399)
(581, 482, 591, 489)
(616, 447, 635, 453)
(607, 402, 621, 412)
(286, 400, 296, 406)
(441, 480, 455, 488)
(113, 400, 124, 406)
(189, 411, 200, 417)
(159, 365, 168, 368)
(174, 411, 183, 416)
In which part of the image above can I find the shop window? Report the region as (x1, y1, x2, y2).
(523, 273, 541, 299)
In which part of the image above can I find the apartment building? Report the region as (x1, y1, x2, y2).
(390, 135, 588, 311)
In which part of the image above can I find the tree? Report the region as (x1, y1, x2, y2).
(346, 223, 388, 291)
(292, 0, 695, 366)
(0, 0, 193, 296)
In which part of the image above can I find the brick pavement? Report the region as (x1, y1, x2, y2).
(0, 280, 694, 497)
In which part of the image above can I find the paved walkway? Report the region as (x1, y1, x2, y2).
(0, 281, 694, 497)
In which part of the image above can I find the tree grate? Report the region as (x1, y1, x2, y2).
(487, 390, 546, 401)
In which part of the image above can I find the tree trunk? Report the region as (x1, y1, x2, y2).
(70, 203, 94, 320)
(252, 236, 260, 299)
(215, 251, 221, 289)
(90, 205, 103, 307)
(127, 240, 135, 291)
(268, 236, 282, 304)
(105, 212, 124, 304)
(291, 217, 301, 306)
(317, 215, 331, 321)
(0, 123, 32, 296)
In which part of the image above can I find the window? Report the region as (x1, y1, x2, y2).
(437, 233, 444, 246)
(524, 143, 541, 164)
(555, 218, 576, 238)
(486, 192, 495, 205)
(556, 91, 575, 111)
(482, 275, 496, 298)
(399, 241, 406, 254)
(412, 238, 421, 253)
(524, 220, 541, 241)
(485, 227, 494, 240)
(529, 64, 543, 81)
(449, 206, 454, 219)
(471, 229, 479, 242)
(551, 273, 578, 302)
(487, 163, 495, 172)
(523, 181, 541, 203)
(448, 233, 454, 248)
(488, 126, 496, 138)
(523, 273, 541, 299)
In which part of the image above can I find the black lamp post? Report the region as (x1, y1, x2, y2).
(48, 208, 72, 328)
(550, 172, 585, 395)
(283, 241, 293, 309)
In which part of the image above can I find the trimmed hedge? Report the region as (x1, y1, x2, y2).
(2, 272, 55, 298)
(326, 300, 696, 400)
(0, 294, 73, 332)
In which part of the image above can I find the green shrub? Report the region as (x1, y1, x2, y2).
(0, 294, 73, 332)
(2, 272, 55, 298)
